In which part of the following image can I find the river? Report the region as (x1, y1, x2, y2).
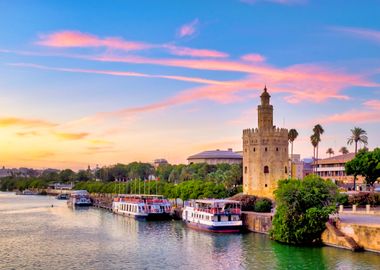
(0, 192, 379, 270)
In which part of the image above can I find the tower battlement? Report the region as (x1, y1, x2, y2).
(243, 127, 288, 136)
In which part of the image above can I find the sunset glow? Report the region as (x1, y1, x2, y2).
(1, 0, 379, 170)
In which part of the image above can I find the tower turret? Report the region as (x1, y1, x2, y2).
(258, 86, 273, 130)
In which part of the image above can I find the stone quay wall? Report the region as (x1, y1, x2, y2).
(242, 211, 273, 234)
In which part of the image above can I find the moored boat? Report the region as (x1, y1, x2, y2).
(56, 193, 69, 200)
(112, 194, 172, 220)
(182, 199, 243, 233)
(67, 190, 92, 207)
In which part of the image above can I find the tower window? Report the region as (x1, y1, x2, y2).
(265, 147, 268, 152)
(244, 166, 247, 174)
(265, 184, 268, 187)
(276, 147, 279, 151)
(253, 148, 256, 152)
(264, 166, 269, 174)
(285, 166, 288, 174)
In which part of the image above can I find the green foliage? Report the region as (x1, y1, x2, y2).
(270, 175, 338, 245)
(73, 179, 229, 200)
(336, 193, 349, 206)
(0, 177, 50, 191)
(254, 198, 273, 212)
(346, 148, 380, 187)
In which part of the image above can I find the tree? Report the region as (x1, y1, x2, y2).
(313, 124, 324, 162)
(346, 148, 380, 188)
(310, 134, 319, 173)
(270, 175, 338, 245)
(76, 170, 91, 182)
(59, 169, 76, 183)
(326, 148, 334, 158)
(288, 129, 299, 178)
(347, 127, 368, 154)
(339, 147, 349, 155)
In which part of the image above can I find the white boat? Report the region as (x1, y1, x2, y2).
(182, 199, 243, 233)
(112, 194, 172, 220)
(67, 190, 92, 207)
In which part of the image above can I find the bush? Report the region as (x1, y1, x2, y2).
(229, 193, 257, 211)
(348, 192, 380, 206)
(337, 193, 349, 205)
(270, 175, 338, 245)
(254, 198, 272, 212)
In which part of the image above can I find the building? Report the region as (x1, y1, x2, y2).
(290, 154, 304, 179)
(243, 87, 288, 199)
(153, 159, 169, 168)
(187, 148, 242, 165)
(314, 153, 363, 184)
(302, 158, 314, 178)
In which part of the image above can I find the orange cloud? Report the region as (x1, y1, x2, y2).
(54, 132, 89, 140)
(0, 117, 56, 128)
(178, 19, 199, 38)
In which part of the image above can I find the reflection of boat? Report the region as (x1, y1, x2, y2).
(67, 190, 92, 207)
(182, 199, 243, 233)
(56, 193, 69, 200)
(112, 194, 172, 220)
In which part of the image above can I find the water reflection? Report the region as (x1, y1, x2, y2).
(0, 192, 379, 270)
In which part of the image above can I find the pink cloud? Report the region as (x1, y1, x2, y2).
(10, 63, 229, 85)
(37, 31, 151, 51)
(332, 26, 380, 44)
(36, 30, 228, 58)
(322, 100, 380, 124)
(241, 54, 266, 62)
(164, 44, 228, 58)
(178, 19, 199, 38)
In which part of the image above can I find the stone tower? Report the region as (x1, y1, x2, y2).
(242, 87, 288, 199)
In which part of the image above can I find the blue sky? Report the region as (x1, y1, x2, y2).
(0, 0, 379, 169)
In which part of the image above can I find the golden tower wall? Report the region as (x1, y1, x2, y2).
(242, 88, 289, 199)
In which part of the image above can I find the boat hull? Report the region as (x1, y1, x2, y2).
(114, 210, 172, 221)
(184, 221, 243, 233)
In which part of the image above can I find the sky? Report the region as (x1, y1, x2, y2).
(0, 0, 380, 170)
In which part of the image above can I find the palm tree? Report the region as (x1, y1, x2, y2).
(288, 129, 299, 178)
(313, 124, 324, 162)
(310, 134, 319, 173)
(326, 148, 334, 157)
(347, 127, 368, 154)
(339, 146, 349, 155)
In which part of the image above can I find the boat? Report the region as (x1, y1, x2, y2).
(182, 199, 243, 233)
(67, 190, 92, 207)
(56, 193, 69, 200)
(16, 189, 38, 195)
(112, 194, 172, 220)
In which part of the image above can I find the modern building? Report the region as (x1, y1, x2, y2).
(314, 153, 363, 184)
(302, 158, 314, 178)
(187, 148, 242, 165)
(243, 87, 289, 199)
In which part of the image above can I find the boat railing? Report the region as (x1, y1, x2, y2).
(194, 207, 241, 215)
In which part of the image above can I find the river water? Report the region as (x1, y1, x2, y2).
(0, 192, 379, 270)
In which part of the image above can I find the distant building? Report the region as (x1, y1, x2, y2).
(314, 153, 363, 184)
(0, 166, 12, 178)
(290, 154, 304, 179)
(187, 148, 242, 165)
(302, 158, 314, 178)
(153, 159, 169, 168)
